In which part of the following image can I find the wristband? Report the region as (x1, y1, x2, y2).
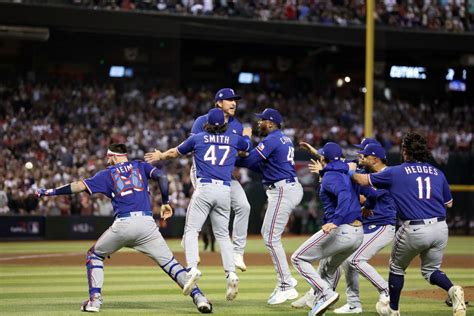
(348, 170, 355, 178)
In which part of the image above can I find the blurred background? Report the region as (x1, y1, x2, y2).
(0, 0, 473, 241)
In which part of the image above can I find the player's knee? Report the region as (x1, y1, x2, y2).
(421, 269, 435, 282)
(290, 252, 300, 265)
(86, 247, 104, 265)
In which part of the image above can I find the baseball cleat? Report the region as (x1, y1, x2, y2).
(193, 294, 213, 314)
(225, 272, 239, 301)
(291, 288, 316, 309)
(448, 285, 466, 316)
(233, 253, 247, 272)
(333, 303, 362, 314)
(183, 268, 202, 296)
(376, 301, 400, 316)
(268, 277, 298, 305)
(81, 293, 102, 312)
(309, 292, 339, 316)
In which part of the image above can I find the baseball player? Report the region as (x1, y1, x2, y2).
(349, 132, 466, 316)
(35, 143, 212, 314)
(235, 108, 303, 305)
(290, 142, 364, 316)
(334, 143, 397, 314)
(145, 108, 252, 301)
(190, 88, 251, 272)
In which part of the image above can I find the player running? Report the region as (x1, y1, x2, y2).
(35, 143, 212, 314)
(349, 132, 466, 316)
(145, 108, 252, 301)
(236, 108, 304, 305)
(291, 142, 364, 316)
(334, 143, 396, 314)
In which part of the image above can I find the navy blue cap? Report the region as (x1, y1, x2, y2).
(214, 88, 242, 101)
(354, 137, 381, 149)
(357, 144, 386, 159)
(317, 142, 343, 161)
(207, 108, 225, 126)
(256, 108, 282, 125)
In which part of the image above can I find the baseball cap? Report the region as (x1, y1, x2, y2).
(214, 88, 242, 101)
(317, 142, 343, 161)
(207, 108, 225, 126)
(255, 108, 282, 125)
(354, 137, 381, 149)
(357, 143, 386, 159)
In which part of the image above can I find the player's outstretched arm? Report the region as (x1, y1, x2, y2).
(347, 162, 370, 186)
(299, 142, 321, 159)
(35, 181, 87, 197)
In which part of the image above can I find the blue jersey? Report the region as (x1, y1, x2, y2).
(319, 161, 362, 226)
(191, 114, 244, 136)
(236, 129, 296, 184)
(369, 162, 453, 221)
(359, 183, 397, 229)
(177, 132, 250, 181)
(83, 160, 167, 217)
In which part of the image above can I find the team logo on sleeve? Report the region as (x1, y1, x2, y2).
(257, 143, 265, 151)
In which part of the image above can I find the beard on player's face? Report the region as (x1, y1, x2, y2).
(257, 120, 269, 136)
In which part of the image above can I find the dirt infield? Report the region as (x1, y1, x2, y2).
(1, 251, 472, 268)
(405, 286, 473, 303)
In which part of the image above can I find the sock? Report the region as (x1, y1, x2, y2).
(389, 273, 404, 311)
(429, 270, 454, 292)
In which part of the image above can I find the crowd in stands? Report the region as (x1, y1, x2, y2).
(0, 80, 472, 220)
(66, 0, 474, 32)
(6, 0, 473, 32)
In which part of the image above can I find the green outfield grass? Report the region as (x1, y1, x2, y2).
(0, 266, 472, 315)
(1, 235, 473, 255)
(0, 237, 473, 315)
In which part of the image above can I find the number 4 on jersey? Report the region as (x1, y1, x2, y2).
(204, 145, 231, 166)
(287, 147, 295, 165)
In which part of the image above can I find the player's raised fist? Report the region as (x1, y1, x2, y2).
(347, 162, 357, 171)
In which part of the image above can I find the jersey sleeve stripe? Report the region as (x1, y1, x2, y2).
(444, 198, 453, 205)
(368, 174, 374, 187)
(256, 148, 267, 160)
(82, 180, 93, 195)
(149, 167, 157, 178)
(176, 147, 184, 156)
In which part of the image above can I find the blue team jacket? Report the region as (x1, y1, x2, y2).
(319, 160, 362, 226)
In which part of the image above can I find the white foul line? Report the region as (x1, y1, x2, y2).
(0, 252, 82, 261)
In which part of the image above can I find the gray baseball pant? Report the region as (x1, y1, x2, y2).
(390, 220, 448, 280)
(86, 215, 192, 297)
(291, 224, 364, 299)
(262, 180, 303, 289)
(183, 180, 235, 273)
(342, 224, 395, 307)
(190, 163, 251, 255)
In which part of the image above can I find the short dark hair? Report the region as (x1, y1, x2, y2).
(204, 123, 228, 134)
(108, 143, 127, 154)
(401, 132, 433, 163)
(381, 158, 388, 165)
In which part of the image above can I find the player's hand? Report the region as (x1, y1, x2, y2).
(299, 142, 320, 158)
(359, 195, 366, 204)
(144, 149, 163, 163)
(348, 162, 357, 171)
(308, 159, 323, 174)
(238, 151, 249, 158)
(361, 207, 374, 218)
(243, 127, 252, 137)
(35, 188, 55, 197)
(322, 223, 337, 234)
(160, 204, 173, 221)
